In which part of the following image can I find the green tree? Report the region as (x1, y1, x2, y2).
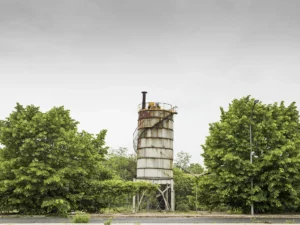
(173, 167, 194, 211)
(188, 163, 204, 175)
(174, 151, 191, 169)
(0, 104, 112, 214)
(173, 152, 205, 211)
(195, 174, 222, 212)
(201, 97, 300, 213)
(105, 147, 136, 181)
(173, 164, 205, 212)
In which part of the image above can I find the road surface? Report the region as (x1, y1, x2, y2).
(1, 216, 300, 224)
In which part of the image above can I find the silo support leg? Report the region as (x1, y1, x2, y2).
(132, 178, 136, 213)
(166, 186, 169, 204)
(132, 195, 136, 213)
(171, 180, 175, 211)
(137, 190, 146, 211)
(157, 185, 170, 210)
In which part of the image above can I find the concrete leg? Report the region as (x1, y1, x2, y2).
(171, 179, 175, 211)
(132, 178, 136, 213)
(166, 185, 169, 210)
(132, 194, 136, 213)
(137, 193, 140, 211)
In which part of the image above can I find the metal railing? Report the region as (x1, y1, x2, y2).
(137, 102, 178, 114)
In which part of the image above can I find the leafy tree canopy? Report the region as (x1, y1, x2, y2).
(174, 151, 192, 170)
(173, 151, 205, 211)
(0, 104, 155, 215)
(201, 96, 300, 213)
(188, 163, 204, 175)
(105, 147, 136, 181)
(173, 167, 194, 211)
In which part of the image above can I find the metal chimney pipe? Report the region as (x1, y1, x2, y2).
(142, 91, 147, 109)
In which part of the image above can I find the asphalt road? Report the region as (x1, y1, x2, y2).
(1, 217, 300, 224)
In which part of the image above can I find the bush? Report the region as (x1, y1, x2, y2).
(104, 217, 113, 225)
(176, 202, 190, 212)
(71, 212, 90, 223)
(41, 198, 70, 216)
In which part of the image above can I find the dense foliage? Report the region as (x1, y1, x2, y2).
(8, 97, 300, 214)
(174, 151, 191, 169)
(173, 151, 205, 211)
(173, 167, 194, 211)
(105, 147, 136, 181)
(201, 96, 300, 213)
(188, 163, 204, 175)
(0, 104, 155, 215)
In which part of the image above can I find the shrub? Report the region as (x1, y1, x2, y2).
(71, 212, 90, 223)
(104, 217, 113, 225)
(176, 202, 190, 212)
(41, 198, 70, 216)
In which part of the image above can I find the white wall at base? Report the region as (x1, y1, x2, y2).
(137, 158, 172, 169)
(137, 168, 173, 178)
(135, 178, 174, 185)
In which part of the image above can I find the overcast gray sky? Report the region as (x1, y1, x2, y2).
(1, 0, 300, 165)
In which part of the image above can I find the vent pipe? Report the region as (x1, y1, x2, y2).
(142, 91, 147, 109)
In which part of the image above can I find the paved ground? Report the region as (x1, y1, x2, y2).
(1, 216, 300, 224)
(2, 222, 298, 225)
(2, 213, 300, 224)
(0, 223, 299, 225)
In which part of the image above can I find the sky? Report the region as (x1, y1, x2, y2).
(1, 0, 300, 165)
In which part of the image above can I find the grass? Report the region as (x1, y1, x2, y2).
(104, 217, 113, 225)
(100, 207, 132, 214)
(70, 212, 90, 223)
